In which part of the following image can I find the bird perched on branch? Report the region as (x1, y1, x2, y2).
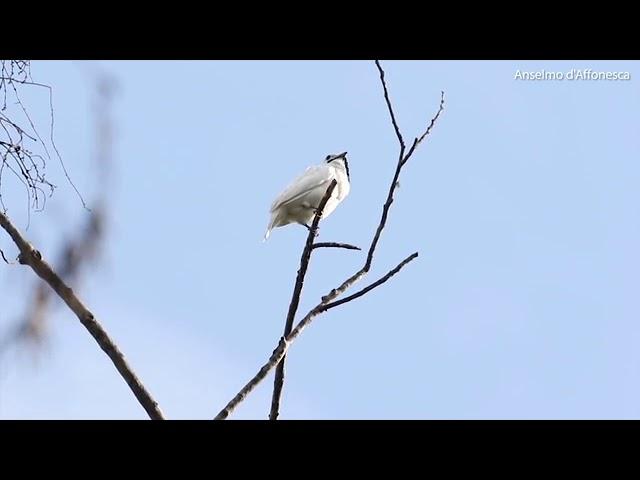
(264, 152, 351, 241)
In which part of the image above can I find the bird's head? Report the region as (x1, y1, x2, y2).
(325, 151, 350, 180)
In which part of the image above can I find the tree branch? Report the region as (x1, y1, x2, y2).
(375, 60, 405, 150)
(312, 242, 361, 251)
(416, 91, 446, 146)
(321, 252, 418, 311)
(0, 210, 164, 420)
(0, 245, 12, 264)
(214, 252, 418, 420)
(269, 180, 338, 420)
(402, 91, 446, 165)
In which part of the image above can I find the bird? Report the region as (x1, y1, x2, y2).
(264, 151, 351, 241)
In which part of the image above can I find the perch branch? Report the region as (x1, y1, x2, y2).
(0, 210, 164, 420)
(312, 242, 361, 251)
(268, 180, 337, 420)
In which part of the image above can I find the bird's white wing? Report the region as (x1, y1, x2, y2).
(270, 165, 334, 212)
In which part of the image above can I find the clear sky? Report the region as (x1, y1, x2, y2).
(0, 60, 638, 419)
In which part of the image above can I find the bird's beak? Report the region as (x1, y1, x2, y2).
(337, 151, 347, 158)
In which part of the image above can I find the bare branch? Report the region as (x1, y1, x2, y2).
(403, 91, 446, 165)
(321, 252, 418, 311)
(214, 252, 418, 420)
(320, 269, 368, 304)
(1, 245, 13, 263)
(312, 242, 361, 251)
(375, 60, 405, 150)
(3, 208, 105, 352)
(0, 210, 164, 420)
(416, 91, 445, 146)
(269, 179, 338, 420)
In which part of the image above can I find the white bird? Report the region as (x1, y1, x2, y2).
(264, 151, 351, 241)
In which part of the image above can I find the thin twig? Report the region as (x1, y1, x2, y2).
(269, 180, 338, 420)
(375, 60, 405, 150)
(214, 252, 418, 420)
(1, 67, 87, 210)
(321, 252, 418, 311)
(402, 91, 446, 166)
(0, 245, 12, 264)
(416, 91, 445, 146)
(0, 210, 164, 420)
(312, 242, 361, 251)
(0, 61, 61, 217)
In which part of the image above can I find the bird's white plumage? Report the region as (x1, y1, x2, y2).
(264, 153, 350, 240)
(270, 164, 333, 212)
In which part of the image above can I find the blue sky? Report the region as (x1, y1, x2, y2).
(0, 60, 638, 419)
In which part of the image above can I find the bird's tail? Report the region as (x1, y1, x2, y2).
(263, 212, 276, 242)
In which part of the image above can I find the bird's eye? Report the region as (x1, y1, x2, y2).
(325, 155, 332, 161)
